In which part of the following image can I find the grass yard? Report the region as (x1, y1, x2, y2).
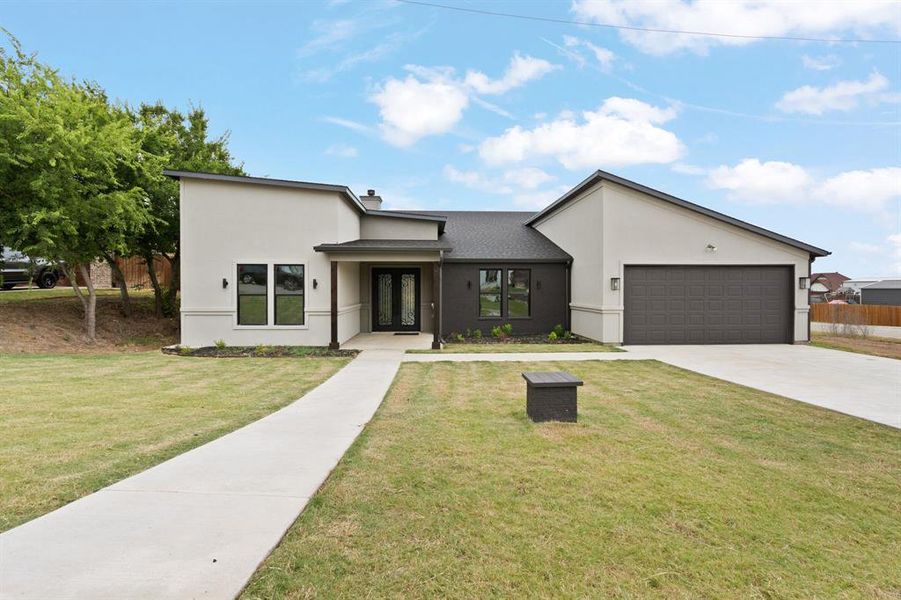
(0, 286, 122, 303)
(410, 342, 619, 353)
(0, 352, 349, 531)
(812, 332, 901, 360)
(245, 360, 901, 599)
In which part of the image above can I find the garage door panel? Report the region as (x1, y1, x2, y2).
(624, 266, 792, 344)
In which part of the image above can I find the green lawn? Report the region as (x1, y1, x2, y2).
(410, 342, 619, 353)
(0, 352, 349, 531)
(244, 360, 900, 598)
(0, 286, 124, 303)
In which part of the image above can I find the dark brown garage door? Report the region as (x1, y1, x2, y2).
(624, 266, 793, 345)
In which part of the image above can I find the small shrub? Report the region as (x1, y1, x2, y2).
(254, 343, 269, 355)
(464, 328, 472, 338)
(563, 330, 573, 340)
(472, 329, 482, 340)
(547, 331, 558, 342)
(490, 325, 503, 338)
(552, 323, 565, 337)
(214, 339, 227, 349)
(501, 323, 513, 336)
(178, 346, 193, 356)
(454, 333, 465, 342)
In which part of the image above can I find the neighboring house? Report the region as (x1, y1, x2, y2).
(842, 277, 895, 294)
(166, 169, 829, 348)
(860, 280, 901, 306)
(808, 272, 849, 304)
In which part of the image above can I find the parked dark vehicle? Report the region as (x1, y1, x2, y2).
(1, 247, 60, 290)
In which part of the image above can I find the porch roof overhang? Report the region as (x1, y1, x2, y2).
(314, 239, 451, 263)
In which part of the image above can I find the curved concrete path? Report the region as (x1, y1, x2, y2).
(0, 349, 404, 600)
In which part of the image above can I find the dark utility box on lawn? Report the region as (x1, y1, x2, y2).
(522, 371, 583, 423)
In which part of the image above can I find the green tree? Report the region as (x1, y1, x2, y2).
(0, 33, 154, 340)
(131, 103, 243, 317)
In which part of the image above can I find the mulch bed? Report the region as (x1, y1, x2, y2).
(162, 345, 359, 358)
(447, 334, 594, 345)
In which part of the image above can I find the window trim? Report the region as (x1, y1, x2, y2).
(236, 263, 269, 327)
(477, 267, 504, 320)
(274, 263, 306, 326)
(233, 261, 309, 330)
(506, 268, 531, 320)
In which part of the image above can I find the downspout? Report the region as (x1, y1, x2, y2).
(565, 259, 572, 332)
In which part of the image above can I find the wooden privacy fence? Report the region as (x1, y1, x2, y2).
(114, 256, 173, 289)
(810, 303, 901, 327)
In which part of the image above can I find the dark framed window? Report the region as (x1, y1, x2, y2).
(479, 269, 502, 318)
(507, 269, 530, 318)
(237, 264, 267, 325)
(275, 264, 304, 325)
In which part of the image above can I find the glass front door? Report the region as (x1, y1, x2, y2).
(372, 268, 421, 331)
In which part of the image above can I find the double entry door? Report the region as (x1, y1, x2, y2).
(372, 267, 421, 332)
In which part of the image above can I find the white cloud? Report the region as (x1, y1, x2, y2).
(324, 143, 358, 158)
(888, 233, 901, 273)
(776, 72, 890, 115)
(300, 29, 425, 83)
(370, 70, 470, 147)
(707, 159, 812, 203)
(812, 167, 901, 212)
(706, 160, 901, 214)
(802, 54, 840, 71)
(321, 116, 373, 134)
(849, 241, 881, 253)
(370, 53, 556, 146)
(297, 18, 362, 58)
(478, 97, 684, 170)
(558, 35, 616, 72)
(571, 0, 901, 55)
(442, 165, 560, 208)
(464, 53, 558, 95)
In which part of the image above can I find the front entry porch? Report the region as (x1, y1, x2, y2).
(343, 331, 434, 351)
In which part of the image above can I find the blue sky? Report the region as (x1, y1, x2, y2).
(3, 0, 900, 276)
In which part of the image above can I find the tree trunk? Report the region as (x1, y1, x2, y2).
(63, 264, 87, 312)
(163, 249, 180, 318)
(78, 263, 97, 341)
(143, 251, 163, 318)
(104, 253, 131, 318)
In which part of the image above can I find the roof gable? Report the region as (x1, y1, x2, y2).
(525, 169, 830, 258)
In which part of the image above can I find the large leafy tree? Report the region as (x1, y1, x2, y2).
(0, 33, 154, 340)
(132, 103, 243, 316)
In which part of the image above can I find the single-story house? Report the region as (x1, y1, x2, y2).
(166, 169, 829, 348)
(808, 272, 849, 304)
(860, 280, 901, 306)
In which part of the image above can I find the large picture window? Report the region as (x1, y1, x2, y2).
(237, 264, 267, 325)
(275, 264, 304, 325)
(507, 269, 530, 318)
(479, 269, 502, 317)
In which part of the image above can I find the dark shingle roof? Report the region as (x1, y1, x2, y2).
(313, 239, 452, 253)
(810, 272, 850, 292)
(410, 211, 571, 263)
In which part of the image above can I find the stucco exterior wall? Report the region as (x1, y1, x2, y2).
(534, 180, 812, 343)
(360, 216, 438, 240)
(179, 178, 361, 347)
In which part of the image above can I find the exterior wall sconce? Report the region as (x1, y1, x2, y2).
(705, 243, 718, 253)
(610, 277, 621, 291)
(799, 276, 810, 290)
(467, 280, 472, 289)
(536, 280, 542, 290)
(313, 279, 318, 289)
(222, 278, 228, 289)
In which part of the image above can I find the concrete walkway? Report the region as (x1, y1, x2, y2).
(0, 349, 404, 600)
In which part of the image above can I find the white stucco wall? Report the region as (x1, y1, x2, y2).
(534, 180, 812, 344)
(179, 178, 362, 347)
(360, 215, 438, 240)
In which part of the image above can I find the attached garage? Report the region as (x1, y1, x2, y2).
(623, 266, 793, 345)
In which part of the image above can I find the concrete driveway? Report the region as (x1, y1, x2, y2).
(625, 344, 901, 428)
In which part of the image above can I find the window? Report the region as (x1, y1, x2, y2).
(507, 269, 530, 318)
(237, 264, 267, 325)
(479, 269, 502, 317)
(275, 264, 304, 325)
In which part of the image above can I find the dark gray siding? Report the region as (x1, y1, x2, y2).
(861, 288, 901, 306)
(441, 262, 568, 337)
